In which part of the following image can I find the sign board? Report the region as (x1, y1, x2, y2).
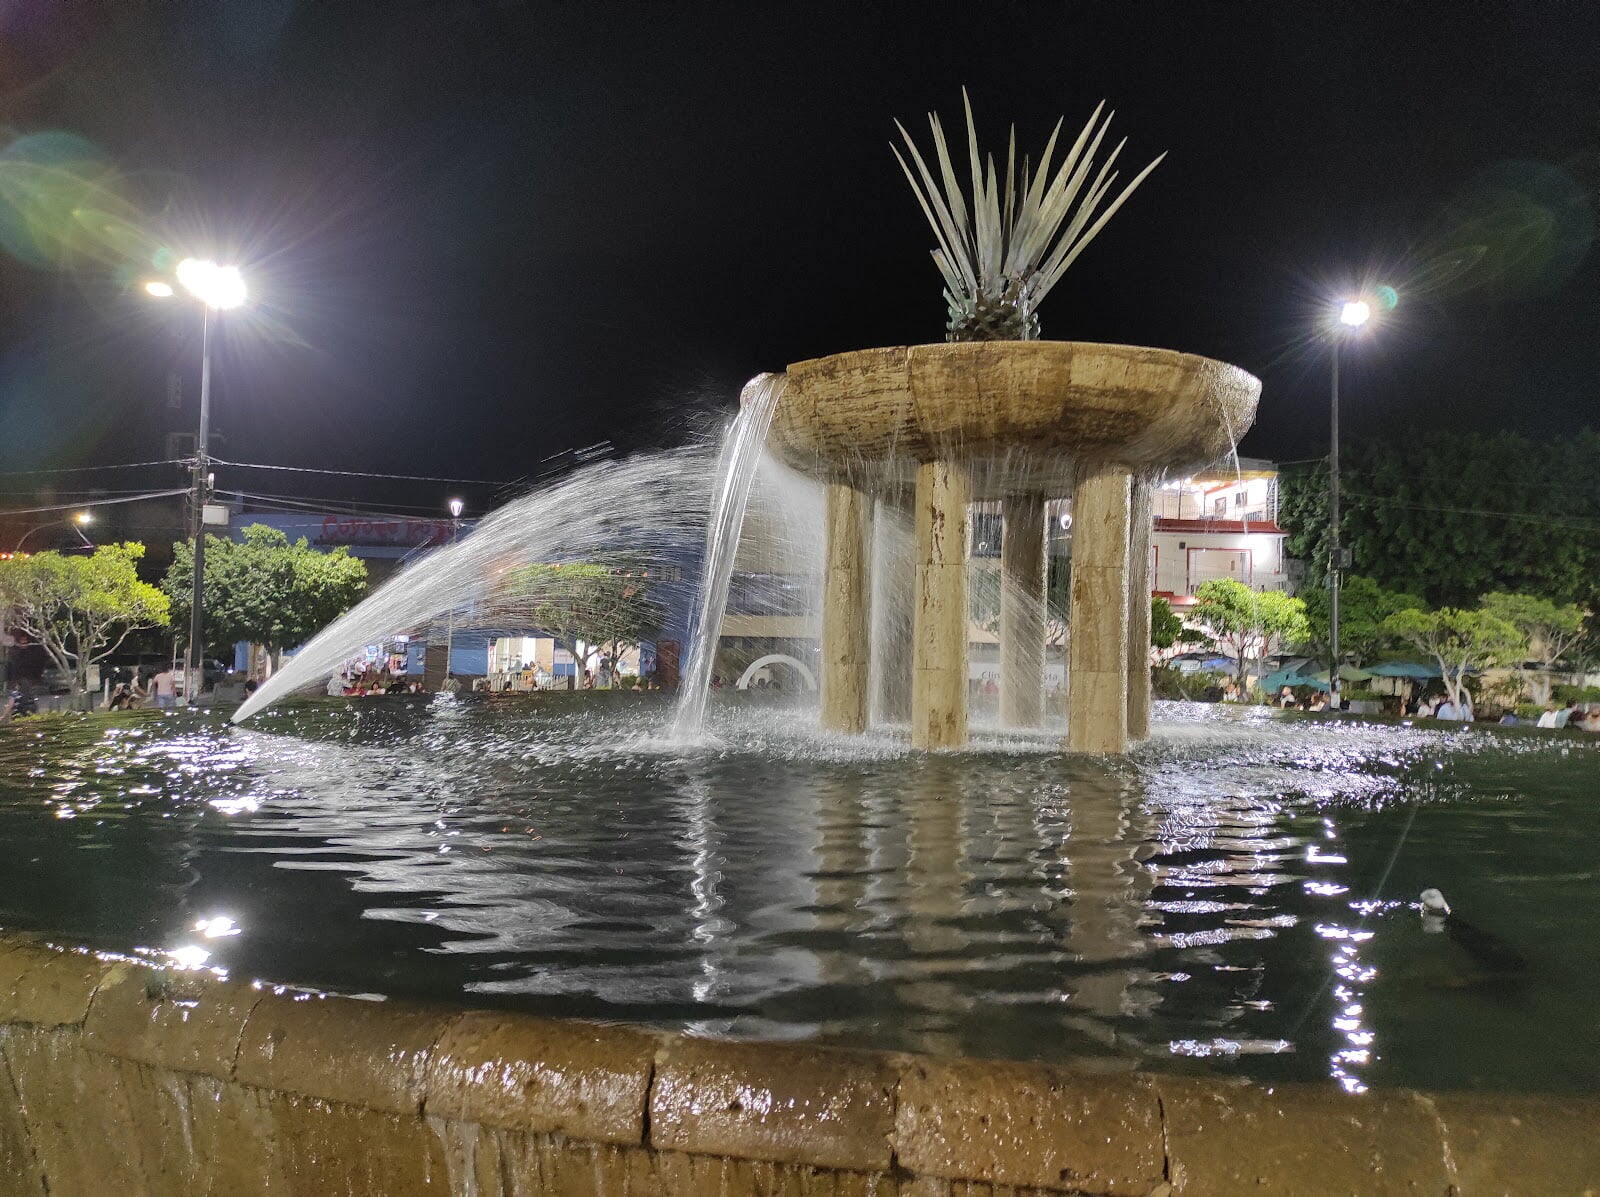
(202, 504, 231, 527)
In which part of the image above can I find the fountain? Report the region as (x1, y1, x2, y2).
(728, 95, 1259, 753)
(770, 340, 1257, 752)
(0, 96, 1592, 1197)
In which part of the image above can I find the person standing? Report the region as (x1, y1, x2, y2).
(151, 667, 178, 709)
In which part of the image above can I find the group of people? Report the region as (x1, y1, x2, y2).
(102, 667, 184, 710)
(326, 670, 421, 697)
(1275, 686, 1332, 712)
(1521, 702, 1600, 732)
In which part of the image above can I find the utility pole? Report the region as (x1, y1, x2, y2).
(187, 307, 213, 706)
(1328, 336, 1342, 709)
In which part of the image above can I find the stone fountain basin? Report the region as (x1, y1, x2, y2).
(768, 341, 1261, 493)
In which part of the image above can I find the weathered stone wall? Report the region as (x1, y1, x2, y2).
(0, 934, 1594, 1195)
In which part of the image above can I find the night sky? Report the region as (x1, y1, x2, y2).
(0, 2, 1596, 508)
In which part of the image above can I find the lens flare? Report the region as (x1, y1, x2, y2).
(1338, 300, 1371, 328)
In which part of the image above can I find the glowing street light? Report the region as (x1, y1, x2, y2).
(174, 258, 247, 310)
(143, 256, 249, 702)
(1339, 299, 1372, 328)
(1326, 290, 1392, 706)
(15, 510, 95, 552)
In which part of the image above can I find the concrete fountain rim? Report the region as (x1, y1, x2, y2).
(0, 929, 1590, 1194)
(765, 339, 1263, 492)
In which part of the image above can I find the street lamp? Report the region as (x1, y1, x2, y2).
(14, 510, 94, 552)
(144, 257, 248, 705)
(445, 499, 465, 680)
(1327, 293, 1384, 708)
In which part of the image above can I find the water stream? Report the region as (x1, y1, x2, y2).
(670, 374, 783, 739)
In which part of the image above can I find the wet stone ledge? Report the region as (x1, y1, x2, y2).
(0, 934, 1595, 1195)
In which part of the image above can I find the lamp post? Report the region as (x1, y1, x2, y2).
(445, 498, 464, 679)
(145, 260, 247, 705)
(14, 510, 93, 553)
(1329, 298, 1374, 708)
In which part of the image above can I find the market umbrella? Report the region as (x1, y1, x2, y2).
(1367, 661, 1441, 679)
(1259, 668, 1331, 693)
(1307, 665, 1375, 683)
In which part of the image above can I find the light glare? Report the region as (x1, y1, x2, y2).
(448, 498, 465, 518)
(1339, 300, 1371, 328)
(143, 280, 174, 298)
(176, 257, 248, 309)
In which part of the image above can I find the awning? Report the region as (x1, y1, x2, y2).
(1367, 661, 1441, 679)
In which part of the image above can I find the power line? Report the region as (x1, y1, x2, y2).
(0, 458, 186, 478)
(0, 489, 191, 518)
(211, 458, 512, 486)
(1342, 492, 1600, 536)
(217, 489, 462, 521)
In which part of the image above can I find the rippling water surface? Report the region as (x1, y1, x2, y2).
(1, 694, 1595, 1095)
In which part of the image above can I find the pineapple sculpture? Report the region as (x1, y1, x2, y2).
(893, 91, 1164, 343)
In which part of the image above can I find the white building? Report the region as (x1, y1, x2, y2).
(714, 457, 1292, 681)
(1148, 457, 1290, 609)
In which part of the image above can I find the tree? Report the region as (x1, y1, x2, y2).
(1479, 591, 1587, 704)
(970, 559, 1071, 649)
(0, 543, 169, 693)
(1300, 575, 1425, 666)
(509, 562, 664, 683)
(1190, 578, 1309, 691)
(1149, 595, 1210, 660)
(163, 525, 367, 672)
(1150, 595, 1184, 652)
(1382, 606, 1525, 713)
(1278, 430, 1600, 609)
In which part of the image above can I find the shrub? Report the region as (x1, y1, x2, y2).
(1552, 683, 1600, 706)
(1514, 703, 1546, 722)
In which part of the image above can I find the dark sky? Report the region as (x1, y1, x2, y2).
(0, 1, 1596, 508)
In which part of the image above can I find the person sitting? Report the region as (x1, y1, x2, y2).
(1558, 703, 1581, 729)
(1307, 693, 1328, 712)
(1583, 706, 1600, 733)
(1277, 685, 1295, 708)
(1433, 696, 1456, 720)
(1536, 703, 1560, 729)
(106, 682, 135, 711)
(1499, 710, 1519, 726)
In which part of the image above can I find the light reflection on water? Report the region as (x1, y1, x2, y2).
(1, 695, 1596, 1094)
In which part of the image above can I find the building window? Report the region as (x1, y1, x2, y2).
(971, 511, 1003, 558)
(1213, 496, 1227, 517)
(1234, 490, 1247, 508)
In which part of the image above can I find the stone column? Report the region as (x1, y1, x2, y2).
(1126, 477, 1154, 742)
(820, 481, 872, 733)
(1066, 466, 1132, 754)
(871, 498, 913, 724)
(912, 460, 971, 749)
(999, 495, 1048, 728)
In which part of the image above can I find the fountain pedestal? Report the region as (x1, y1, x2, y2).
(911, 460, 972, 749)
(999, 495, 1048, 729)
(820, 482, 873, 733)
(1066, 467, 1133, 754)
(765, 341, 1260, 755)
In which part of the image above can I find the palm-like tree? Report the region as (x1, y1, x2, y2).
(893, 90, 1164, 342)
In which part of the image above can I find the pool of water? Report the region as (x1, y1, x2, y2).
(1, 694, 1595, 1095)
